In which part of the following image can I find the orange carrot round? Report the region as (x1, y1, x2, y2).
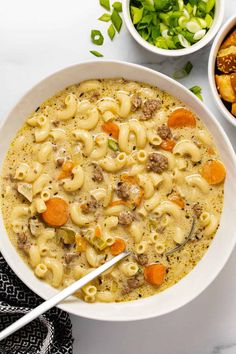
(57, 160, 74, 180)
(62, 160, 74, 172)
(42, 197, 69, 227)
(169, 195, 185, 209)
(109, 200, 129, 207)
(144, 263, 166, 286)
(94, 226, 102, 238)
(110, 238, 126, 256)
(160, 139, 176, 151)
(168, 108, 196, 128)
(102, 122, 119, 139)
(200, 160, 226, 185)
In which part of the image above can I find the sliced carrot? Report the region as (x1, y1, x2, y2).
(57, 160, 74, 180)
(120, 174, 138, 185)
(168, 108, 196, 128)
(160, 139, 176, 151)
(144, 263, 166, 286)
(200, 160, 226, 185)
(207, 147, 215, 155)
(75, 234, 87, 252)
(109, 200, 129, 207)
(94, 226, 102, 238)
(42, 197, 69, 227)
(169, 195, 185, 209)
(110, 238, 126, 256)
(102, 122, 119, 139)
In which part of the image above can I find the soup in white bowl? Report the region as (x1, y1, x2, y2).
(0, 61, 235, 320)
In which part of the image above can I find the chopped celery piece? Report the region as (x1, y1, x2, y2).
(111, 9, 123, 32)
(140, 0, 155, 11)
(131, 6, 144, 24)
(154, 0, 173, 11)
(57, 227, 76, 244)
(156, 37, 168, 49)
(160, 22, 168, 33)
(108, 138, 119, 151)
(99, 0, 110, 11)
(159, 12, 170, 25)
(84, 229, 107, 251)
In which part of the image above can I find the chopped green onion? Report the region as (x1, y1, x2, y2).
(205, 14, 213, 28)
(206, 0, 215, 13)
(99, 0, 110, 11)
(108, 138, 119, 151)
(108, 24, 116, 40)
(98, 13, 111, 22)
(90, 50, 104, 57)
(111, 9, 123, 32)
(193, 29, 206, 41)
(173, 61, 193, 79)
(112, 1, 122, 12)
(189, 86, 203, 100)
(178, 34, 190, 47)
(186, 20, 201, 33)
(131, 6, 144, 25)
(91, 30, 104, 45)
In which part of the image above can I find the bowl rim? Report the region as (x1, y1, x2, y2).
(1, 60, 236, 321)
(123, 0, 224, 57)
(208, 15, 236, 127)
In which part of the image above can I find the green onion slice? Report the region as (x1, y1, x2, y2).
(99, 0, 110, 11)
(189, 86, 203, 100)
(91, 30, 104, 45)
(112, 1, 122, 12)
(111, 9, 123, 32)
(98, 13, 111, 22)
(108, 138, 119, 151)
(108, 24, 116, 40)
(90, 50, 104, 57)
(173, 61, 193, 79)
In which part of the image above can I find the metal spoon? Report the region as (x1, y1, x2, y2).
(0, 251, 130, 341)
(165, 217, 196, 256)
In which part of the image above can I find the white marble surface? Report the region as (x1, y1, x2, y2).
(1, 1, 236, 353)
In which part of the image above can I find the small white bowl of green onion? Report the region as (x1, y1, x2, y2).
(123, 0, 224, 56)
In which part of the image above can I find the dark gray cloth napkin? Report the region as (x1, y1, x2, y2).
(0, 253, 74, 354)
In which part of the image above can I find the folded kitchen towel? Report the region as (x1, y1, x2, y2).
(0, 253, 74, 354)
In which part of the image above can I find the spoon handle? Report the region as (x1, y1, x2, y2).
(0, 251, 129, 341)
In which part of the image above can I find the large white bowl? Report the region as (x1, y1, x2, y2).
(208, 15, 236, 127)
(123, 0, 224, 57)
(1, 61, 236, 321)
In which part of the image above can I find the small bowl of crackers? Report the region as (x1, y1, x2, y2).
(208, 15, 236, 126)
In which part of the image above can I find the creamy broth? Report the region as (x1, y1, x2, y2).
(0, 79, 225, 303)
